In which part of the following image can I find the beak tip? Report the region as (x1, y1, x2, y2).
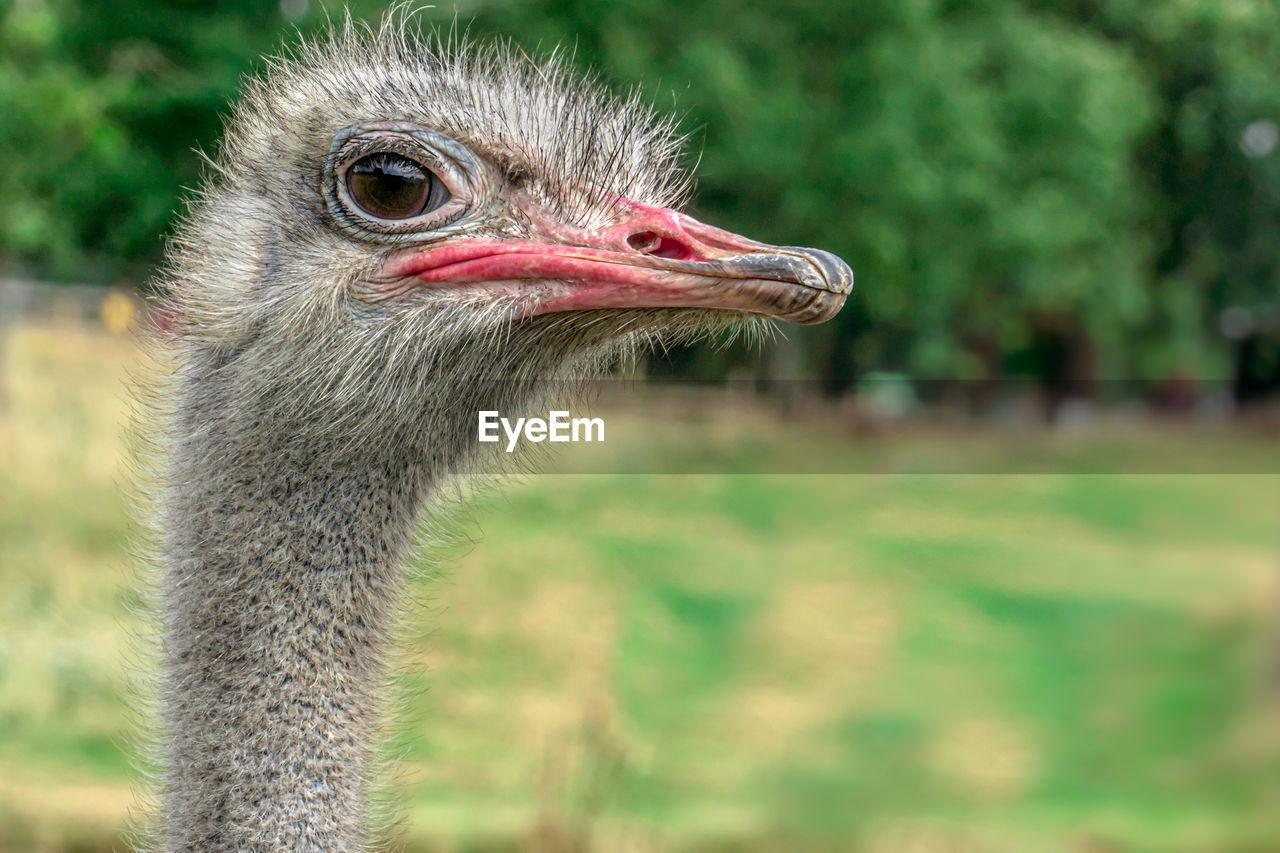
(795, 247, 854, 296)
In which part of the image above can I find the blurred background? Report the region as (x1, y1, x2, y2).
(1, 0, 1278, 851)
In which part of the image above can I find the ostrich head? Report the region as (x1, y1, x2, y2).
(162, 18, 850, 459)
(149, 17, 851, 852)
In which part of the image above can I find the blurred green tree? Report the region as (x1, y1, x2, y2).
(0, 0, 284, 279)
(1, 0, 1276, 392)
(1031, 0, 1280, 388)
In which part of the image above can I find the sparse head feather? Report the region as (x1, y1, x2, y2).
(165, 12, 693, 343)
(245, 16, 694, 221)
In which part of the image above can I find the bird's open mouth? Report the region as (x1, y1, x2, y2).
(376, 200, 852, 324)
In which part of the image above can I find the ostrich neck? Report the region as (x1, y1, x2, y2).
(160, 379, 434, 853)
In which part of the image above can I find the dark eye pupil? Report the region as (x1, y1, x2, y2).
(346, 153, 447, 220)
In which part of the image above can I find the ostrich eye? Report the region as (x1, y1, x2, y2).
(346, 153, 450, 220)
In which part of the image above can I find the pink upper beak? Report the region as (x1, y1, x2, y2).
(379, 199, 852, 325)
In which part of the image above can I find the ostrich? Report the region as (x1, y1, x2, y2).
(137, 14, 850, 853)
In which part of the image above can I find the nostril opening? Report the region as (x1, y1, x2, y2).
(627, 230, 695, 261)
(627, 230, 661, 253)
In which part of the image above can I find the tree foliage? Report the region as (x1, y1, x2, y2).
(1, 0, 1276, 388)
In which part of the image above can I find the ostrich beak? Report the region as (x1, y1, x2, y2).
(381, 200, 852, 325)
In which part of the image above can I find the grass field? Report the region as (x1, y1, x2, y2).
(1, 322, 1278, 852)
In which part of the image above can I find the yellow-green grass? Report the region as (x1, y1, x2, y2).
(1, 322, 1277, 852)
